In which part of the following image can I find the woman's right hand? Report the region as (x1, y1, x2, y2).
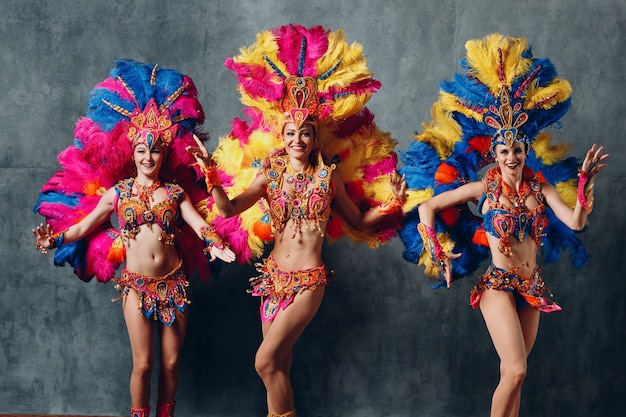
(32, 223, 55, 253)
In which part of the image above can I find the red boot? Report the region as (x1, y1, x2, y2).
(156, 400, 176, 417)
(131, 406, 150, 417)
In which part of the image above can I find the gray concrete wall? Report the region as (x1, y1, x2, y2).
(2, 0, 625, 416)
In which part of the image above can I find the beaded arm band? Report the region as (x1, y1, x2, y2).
(577, 168, 595, 212)
(417, 223, 446, 273)
(200, 225, 228, 259)
(374, 195, 404, 216)
(200, 161, 222, 193)
(35, 229, 67, 254)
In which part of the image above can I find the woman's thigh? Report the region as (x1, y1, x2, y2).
(260, 287, 326, 358)
(479, 289, 529, 363)
(123, 289, 155, 364)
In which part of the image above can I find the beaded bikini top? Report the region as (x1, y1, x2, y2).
(262, 153, 335, 238)
(113, 178, 183, 245)
(479, 166, 548, 256)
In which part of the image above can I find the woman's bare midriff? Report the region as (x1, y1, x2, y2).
(487, 234, 539, 278)
(123, 224, 181, 276)
(270, 220, 326, 271)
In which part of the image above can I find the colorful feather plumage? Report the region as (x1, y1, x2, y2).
(399, 34, 588, 287)
(34, 59, 216, 283)
(206, 24, 402, 262)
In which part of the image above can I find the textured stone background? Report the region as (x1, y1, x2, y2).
(1, 0, 624, 416)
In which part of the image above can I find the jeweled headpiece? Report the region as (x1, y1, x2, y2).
(280, 76, 320, 129)
(127, 99, 178, 150)
(486, 85, 531, 153)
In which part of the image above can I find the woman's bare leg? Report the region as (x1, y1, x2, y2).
(256, 287, 325, 415)
(479, 289, 539, 417)
(157, 309, 188, 403)
(123, 290, 155, 408)
(505, 304, 540, 417)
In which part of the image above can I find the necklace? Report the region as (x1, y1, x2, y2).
(133, 180, 161, 204)
(286, 163, 313, 194)
(501, 180, 530, 209)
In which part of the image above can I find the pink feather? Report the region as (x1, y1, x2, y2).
(335, 108, 375, 137)
(225, 58, 283, 101)
(274, 24, 329, 77)
(363, 154, 398, 181)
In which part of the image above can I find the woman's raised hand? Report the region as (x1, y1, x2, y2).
(389, 171, 407, 203)
(581, 144, 609, 175)
(186, 134, 213, 168)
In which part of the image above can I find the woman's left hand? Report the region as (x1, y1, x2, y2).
(390, 171, 407, 203)
(581, 144, 609, 175)
(208, 245, 236, 263)
(186, 134, 212, 168)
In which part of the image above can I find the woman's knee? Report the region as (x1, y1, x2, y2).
(500, 360, 527, 386)
(160, 353, 181, 375)
(132, 357, 154, 379)
(255, 346, 287, 379)
(254, 348, 274, 378)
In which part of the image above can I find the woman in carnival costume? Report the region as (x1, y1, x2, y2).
(32, 60, 235, 417)
(186, 24, 406, 417)
(399, 34, 608, 417)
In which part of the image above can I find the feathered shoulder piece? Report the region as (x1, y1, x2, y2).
(399, 33, 588, 286)
(206, 24, 402, 262)
(34, 59, 216, 283)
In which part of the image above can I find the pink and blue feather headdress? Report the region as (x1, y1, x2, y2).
(34, 59, 217, 283)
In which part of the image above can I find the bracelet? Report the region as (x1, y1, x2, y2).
(200, 225, 228, 257)
(577, 169, 595, 212)
(374, 195, 403, 216)
(200, 161, 222, 193)
(51, 229, 67, 248)
(34, 241, 49, 254)
(34, 228, 67, 254)
(417, 223, 446, 272)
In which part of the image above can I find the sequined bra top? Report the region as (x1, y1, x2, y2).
(262, 152, 335, 238)
(113, 178, 183, 245)
(478, 166, 548, 256)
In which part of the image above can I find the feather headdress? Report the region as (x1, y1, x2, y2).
(399, 34, 588, 286)
(34, 59, 217, 283)
(206, 24, 402, 262)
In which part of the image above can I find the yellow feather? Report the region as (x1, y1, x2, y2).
(502, 37, 532, 84)
(465, 34, 507, 91)
(440, 91, 484, 122)
(404, 189, 434, 212)
(213, 137, 244, 174)
(525, 78, 572, 110)
(416, 101, 462, 159)
(532, 132, 573, 166)
(465, 34, 533, 92)
(555, 179, 578, 209)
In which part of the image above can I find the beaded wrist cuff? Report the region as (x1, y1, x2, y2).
(201, 162, 222, 193)
(374, 195, 403, 216)
(417, 223, 446, 272)
(577, 169, 595, 212)
(200, 225, 227, 257)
